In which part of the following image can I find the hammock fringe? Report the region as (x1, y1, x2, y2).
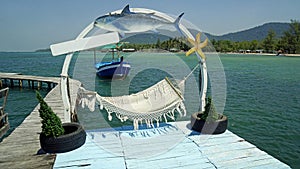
(78, 78, 187, 130)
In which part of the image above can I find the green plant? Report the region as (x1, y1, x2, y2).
(36, 91, 64, 137)
(199, 97, 219, 121)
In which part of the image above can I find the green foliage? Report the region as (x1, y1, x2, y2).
(250, 40, 259, 51)
(119, 20, 299, 54)
(36, 91, 64, 137)
(280, 20, 300, 54)
(262, 29, 276, 53)
(211, 20, 300, 54)
(121, 37, 189, 51)
(201, 97, 219, 121)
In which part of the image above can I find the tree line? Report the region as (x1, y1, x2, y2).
(121, 20, 300, 54)
(121, 38, 190, 51)
(212, 20, 300, 54)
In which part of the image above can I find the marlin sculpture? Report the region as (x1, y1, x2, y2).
(94, 5, 184, 37)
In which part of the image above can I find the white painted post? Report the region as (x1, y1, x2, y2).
(59, 23, 94, 122)
(56, 23, 121, 122)
(199, 60, 207, 112)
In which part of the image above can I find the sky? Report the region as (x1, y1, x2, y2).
(0, 0, 299, 52)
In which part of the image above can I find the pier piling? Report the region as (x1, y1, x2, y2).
(0, 73, 60, 90)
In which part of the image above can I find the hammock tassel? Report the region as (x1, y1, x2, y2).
(163, 114, 168, 123)
(166, 111, 175, 121)
(150, 119, 154, 128)
(99, 103, 103, 110)
(133, 119, 138, 130)
(108, 111, 112, 121)
(180, 103, 187, 116)
(176, 106, 182, 117)
(146, 119, 150, 128)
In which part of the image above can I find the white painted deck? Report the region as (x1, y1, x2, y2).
(54, 121, 290, 169)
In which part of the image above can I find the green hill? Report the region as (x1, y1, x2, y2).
(205, 22, 290, 41)
(120, 22, 290, 43)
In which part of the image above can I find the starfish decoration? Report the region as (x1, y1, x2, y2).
(186, 32, 208, 60)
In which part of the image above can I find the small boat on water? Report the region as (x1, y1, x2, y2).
(94, 43, 131, 79)
(95, 57, 131, 78)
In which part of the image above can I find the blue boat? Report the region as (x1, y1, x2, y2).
(94, 43, 131, 79)
(95, 57, 131, 78)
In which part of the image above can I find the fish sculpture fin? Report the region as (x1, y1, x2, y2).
(174, 13, 184, 36)
(174, 13, 184, 24)
(121, 4, 135, 14)
(118, 31, 126, 38)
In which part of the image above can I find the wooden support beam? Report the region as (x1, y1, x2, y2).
(37, 81, 41, 90)
(10, 79, 14, 87)
(0, 73, 60, 90)
(47, 82, 51, 90)
(19, 80, 23, 88)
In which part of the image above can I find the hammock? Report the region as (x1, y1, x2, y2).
(78, 65, 199, 130)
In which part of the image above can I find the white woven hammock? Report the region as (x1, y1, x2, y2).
(78, 77, 186, 130)
(78, 63, 200, 130)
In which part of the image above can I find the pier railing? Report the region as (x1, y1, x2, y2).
(0, 87, 9, 138)
(0, 73, 59, 90)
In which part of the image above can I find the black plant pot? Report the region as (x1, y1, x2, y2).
(40, 122, 86, 153)
(191, 112, 228, 134)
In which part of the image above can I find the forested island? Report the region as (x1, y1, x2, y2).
(120, 20, 300, 54)
(36, 20, 300, 55)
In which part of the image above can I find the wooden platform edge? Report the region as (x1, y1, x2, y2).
(0, 78, 81, 169)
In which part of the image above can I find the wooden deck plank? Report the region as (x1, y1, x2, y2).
(53, 132, 126, 169)
(54, 121, 291, 169)
(0, 78, 81, 169)
(120, 130, 186, 158)
(217, 155, 283, 169)
(125, 138, 213, 169)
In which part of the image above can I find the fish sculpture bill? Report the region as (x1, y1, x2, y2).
(94, 5, 184, 37)
(186, 32, 208, 60)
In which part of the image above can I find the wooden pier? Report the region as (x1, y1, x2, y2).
(0, 87, 9, 138)
(0, 77, 81, 169)
(0, 72, 60, 90)
(53, 121, 291, 169)
(0, 74, 291, 168)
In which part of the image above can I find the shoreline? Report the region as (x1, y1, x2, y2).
(2, 50, 300, 57)
(218, 52, 300, 57)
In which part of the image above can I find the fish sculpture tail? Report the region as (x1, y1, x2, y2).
(174, 13, 184, 36)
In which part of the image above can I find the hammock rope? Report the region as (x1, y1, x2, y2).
(78, 63, 200, 130)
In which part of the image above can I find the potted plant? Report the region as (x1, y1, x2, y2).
(191, 97, 228, 134)
(36, 91, 86, 153)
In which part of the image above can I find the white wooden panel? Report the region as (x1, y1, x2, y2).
(50, 32, 120, 56)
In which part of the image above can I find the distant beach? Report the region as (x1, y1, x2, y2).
(219, 52, 300, 57)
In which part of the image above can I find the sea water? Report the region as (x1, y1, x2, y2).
(0, 52, 299, 168)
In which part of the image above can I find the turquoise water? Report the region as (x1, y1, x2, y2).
(222, 54, 300, 168)
(0, 52, 299, 168)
